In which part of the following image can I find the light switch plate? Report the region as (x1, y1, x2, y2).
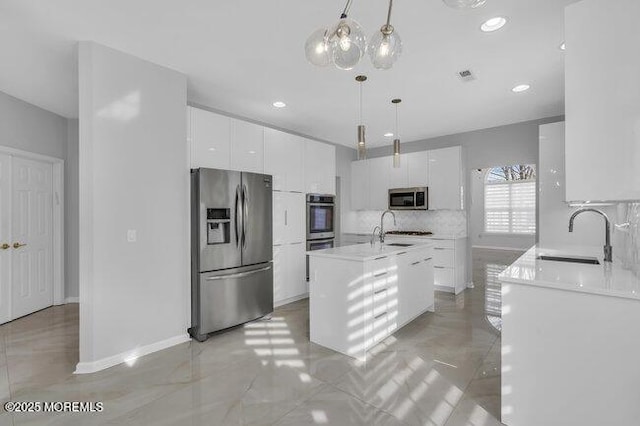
(127, 229, 137, 242)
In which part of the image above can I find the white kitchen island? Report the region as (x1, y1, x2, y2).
(307, 242, 435, 360)
(499, 245, 640, 426)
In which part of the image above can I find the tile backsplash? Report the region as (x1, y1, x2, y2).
(619, 202, 640, 277)
(347, 210, 468, 236)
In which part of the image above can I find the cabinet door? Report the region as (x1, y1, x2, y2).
(406, 151, 429, 188)
(287, 242, 307, 298)
(428, 146, 462, 210)
(368, 157, 390, 210)
(286, 192, 305, 244)
(189, 107, 231, 169)
(388, 155, 408, 190)
(273, 244, 288, 302)
(264, 128, 304, 192)
(272, 192, 287, 246)
(350, 160, 369, 211)
(415, 257, 434, 314)
(230, 119, 264, 173)
(305, 140, 336, 195)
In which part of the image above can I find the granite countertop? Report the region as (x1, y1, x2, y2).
(499, 244, 640, 301)
(307, 241, 434, 262)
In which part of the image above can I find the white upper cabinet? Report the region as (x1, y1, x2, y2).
(188, 107, 231, 169)
(565, 0, 640, 202)
(264, 128, 304, 192)
(350, 159, 369, 211)
(368, 157, 391, 210)
(230, 119, 264, 173)
(428, 146, 463, 210)
(304, 140, 336, 195)
(406, 151, 429, 188)
(388, 155, 408, 189)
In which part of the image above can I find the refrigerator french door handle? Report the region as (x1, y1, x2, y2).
(205, 265, 272, 281)
(235, 185, 241, 248)
(242, 183, 248, 249)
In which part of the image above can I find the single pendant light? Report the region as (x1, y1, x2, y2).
(368, 0, 402, 70)
(392, 98, 401, 168)
(356, 75, 367, 160)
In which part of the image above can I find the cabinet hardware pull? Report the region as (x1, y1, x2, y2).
(284, 210, 288, 226)
(424, 257, 433, 261)
(374, 256, 387, 260)
(434, 247, 446, 250)
(374, 288, 388, 295)
(434, 266, 445, 269)
(396, 251, 407, 256)
(411, 261, 421, 266)
(373, 271, 387, 277)
(374, 312, 387, 320)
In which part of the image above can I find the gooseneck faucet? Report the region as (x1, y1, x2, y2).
(379, 210, 397, 244)
(568, 208, 612, 262)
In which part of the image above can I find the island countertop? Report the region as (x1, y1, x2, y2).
(307, 241, 435, 262)
(499, 244, 640, 301)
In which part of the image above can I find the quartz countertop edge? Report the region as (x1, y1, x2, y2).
(307, 242, 435, 262)
(340, 233, 467, 240)
(499, 245, 640, 301)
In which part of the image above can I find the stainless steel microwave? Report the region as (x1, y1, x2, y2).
(388, 187, 428, 210)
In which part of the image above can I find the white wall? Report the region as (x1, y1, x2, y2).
(65, 119, 79, 300)
(77, 42, 189, 372)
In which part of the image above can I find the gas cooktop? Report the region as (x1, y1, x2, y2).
(385, 231, 434, 236)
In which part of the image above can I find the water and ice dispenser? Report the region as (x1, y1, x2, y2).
(206, 208, 231, 244)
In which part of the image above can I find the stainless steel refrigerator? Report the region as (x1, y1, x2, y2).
(189, 168, 273, 341)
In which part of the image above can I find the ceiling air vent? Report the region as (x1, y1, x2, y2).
(457, 69, 475, 82)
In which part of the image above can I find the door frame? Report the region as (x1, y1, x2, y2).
(0, 145, 65, 307)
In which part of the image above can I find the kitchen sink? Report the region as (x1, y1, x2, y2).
(385, 243, 414, 247)
(537, 255, 600, 265)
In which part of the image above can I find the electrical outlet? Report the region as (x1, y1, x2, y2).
(127, 229, 137, 243)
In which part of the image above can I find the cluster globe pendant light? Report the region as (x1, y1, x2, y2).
(304, 0, 402, 70)
(392, 99, 402, 168)
(356, 75, 367, 160)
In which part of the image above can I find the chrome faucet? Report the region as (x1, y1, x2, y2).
(379, 210, 397, 244)
(371, 226, 381, 246)
(568, 208, 612, 262)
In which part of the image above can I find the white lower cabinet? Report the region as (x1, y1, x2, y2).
(273, 242, 306, 305)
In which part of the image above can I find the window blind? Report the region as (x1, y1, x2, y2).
(485, 180, 536, 234)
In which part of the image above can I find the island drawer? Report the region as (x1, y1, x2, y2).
(433, 248, 454, 267)
(434, 267, 455, 288)
(431, 239, 455, 249)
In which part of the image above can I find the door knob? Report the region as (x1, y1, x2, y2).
(13, 243, 26, 249)
(0, 243, 9, 250)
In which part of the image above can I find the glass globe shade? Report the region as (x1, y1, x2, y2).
(442, 0, 487, 9)
(329, 18, 367, 70)
(368, 29, 402, 70)
(304, 27, 331, 67)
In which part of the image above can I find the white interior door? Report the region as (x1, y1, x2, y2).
(10, 157, 53, 320)
(0, 154, 11, 324)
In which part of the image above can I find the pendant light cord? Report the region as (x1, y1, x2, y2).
(359, 81, 363, 124)
(386, 0, 394, 27)
(395, 102, 399, 136)
(340, 0, 354, 19)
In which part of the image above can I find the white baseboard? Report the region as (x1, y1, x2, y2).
(274, 293, 309, 308)
(74, 333, 190, 374)
(64, 297, 79, 304)
(472, 245, 528, 252)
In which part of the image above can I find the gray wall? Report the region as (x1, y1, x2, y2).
(0, 91, 78, 299)
(366, 116, 565, 250)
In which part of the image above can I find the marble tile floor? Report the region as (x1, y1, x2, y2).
(0, 248, 524, 426)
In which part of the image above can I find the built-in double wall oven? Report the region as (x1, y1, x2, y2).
(306, 194, 335, 280)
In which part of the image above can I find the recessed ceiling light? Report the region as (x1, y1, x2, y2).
(384, 132, 394, 137)
(272, 101, 286, 108)
(208, 147, 216, 151)
(559, 42, 566, 51)
(480, 17, 507, 32)
(248, 150, 256, 154)
(512, 84, 531, 93)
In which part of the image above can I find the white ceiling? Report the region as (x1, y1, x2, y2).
(0, 0, 577, 148)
